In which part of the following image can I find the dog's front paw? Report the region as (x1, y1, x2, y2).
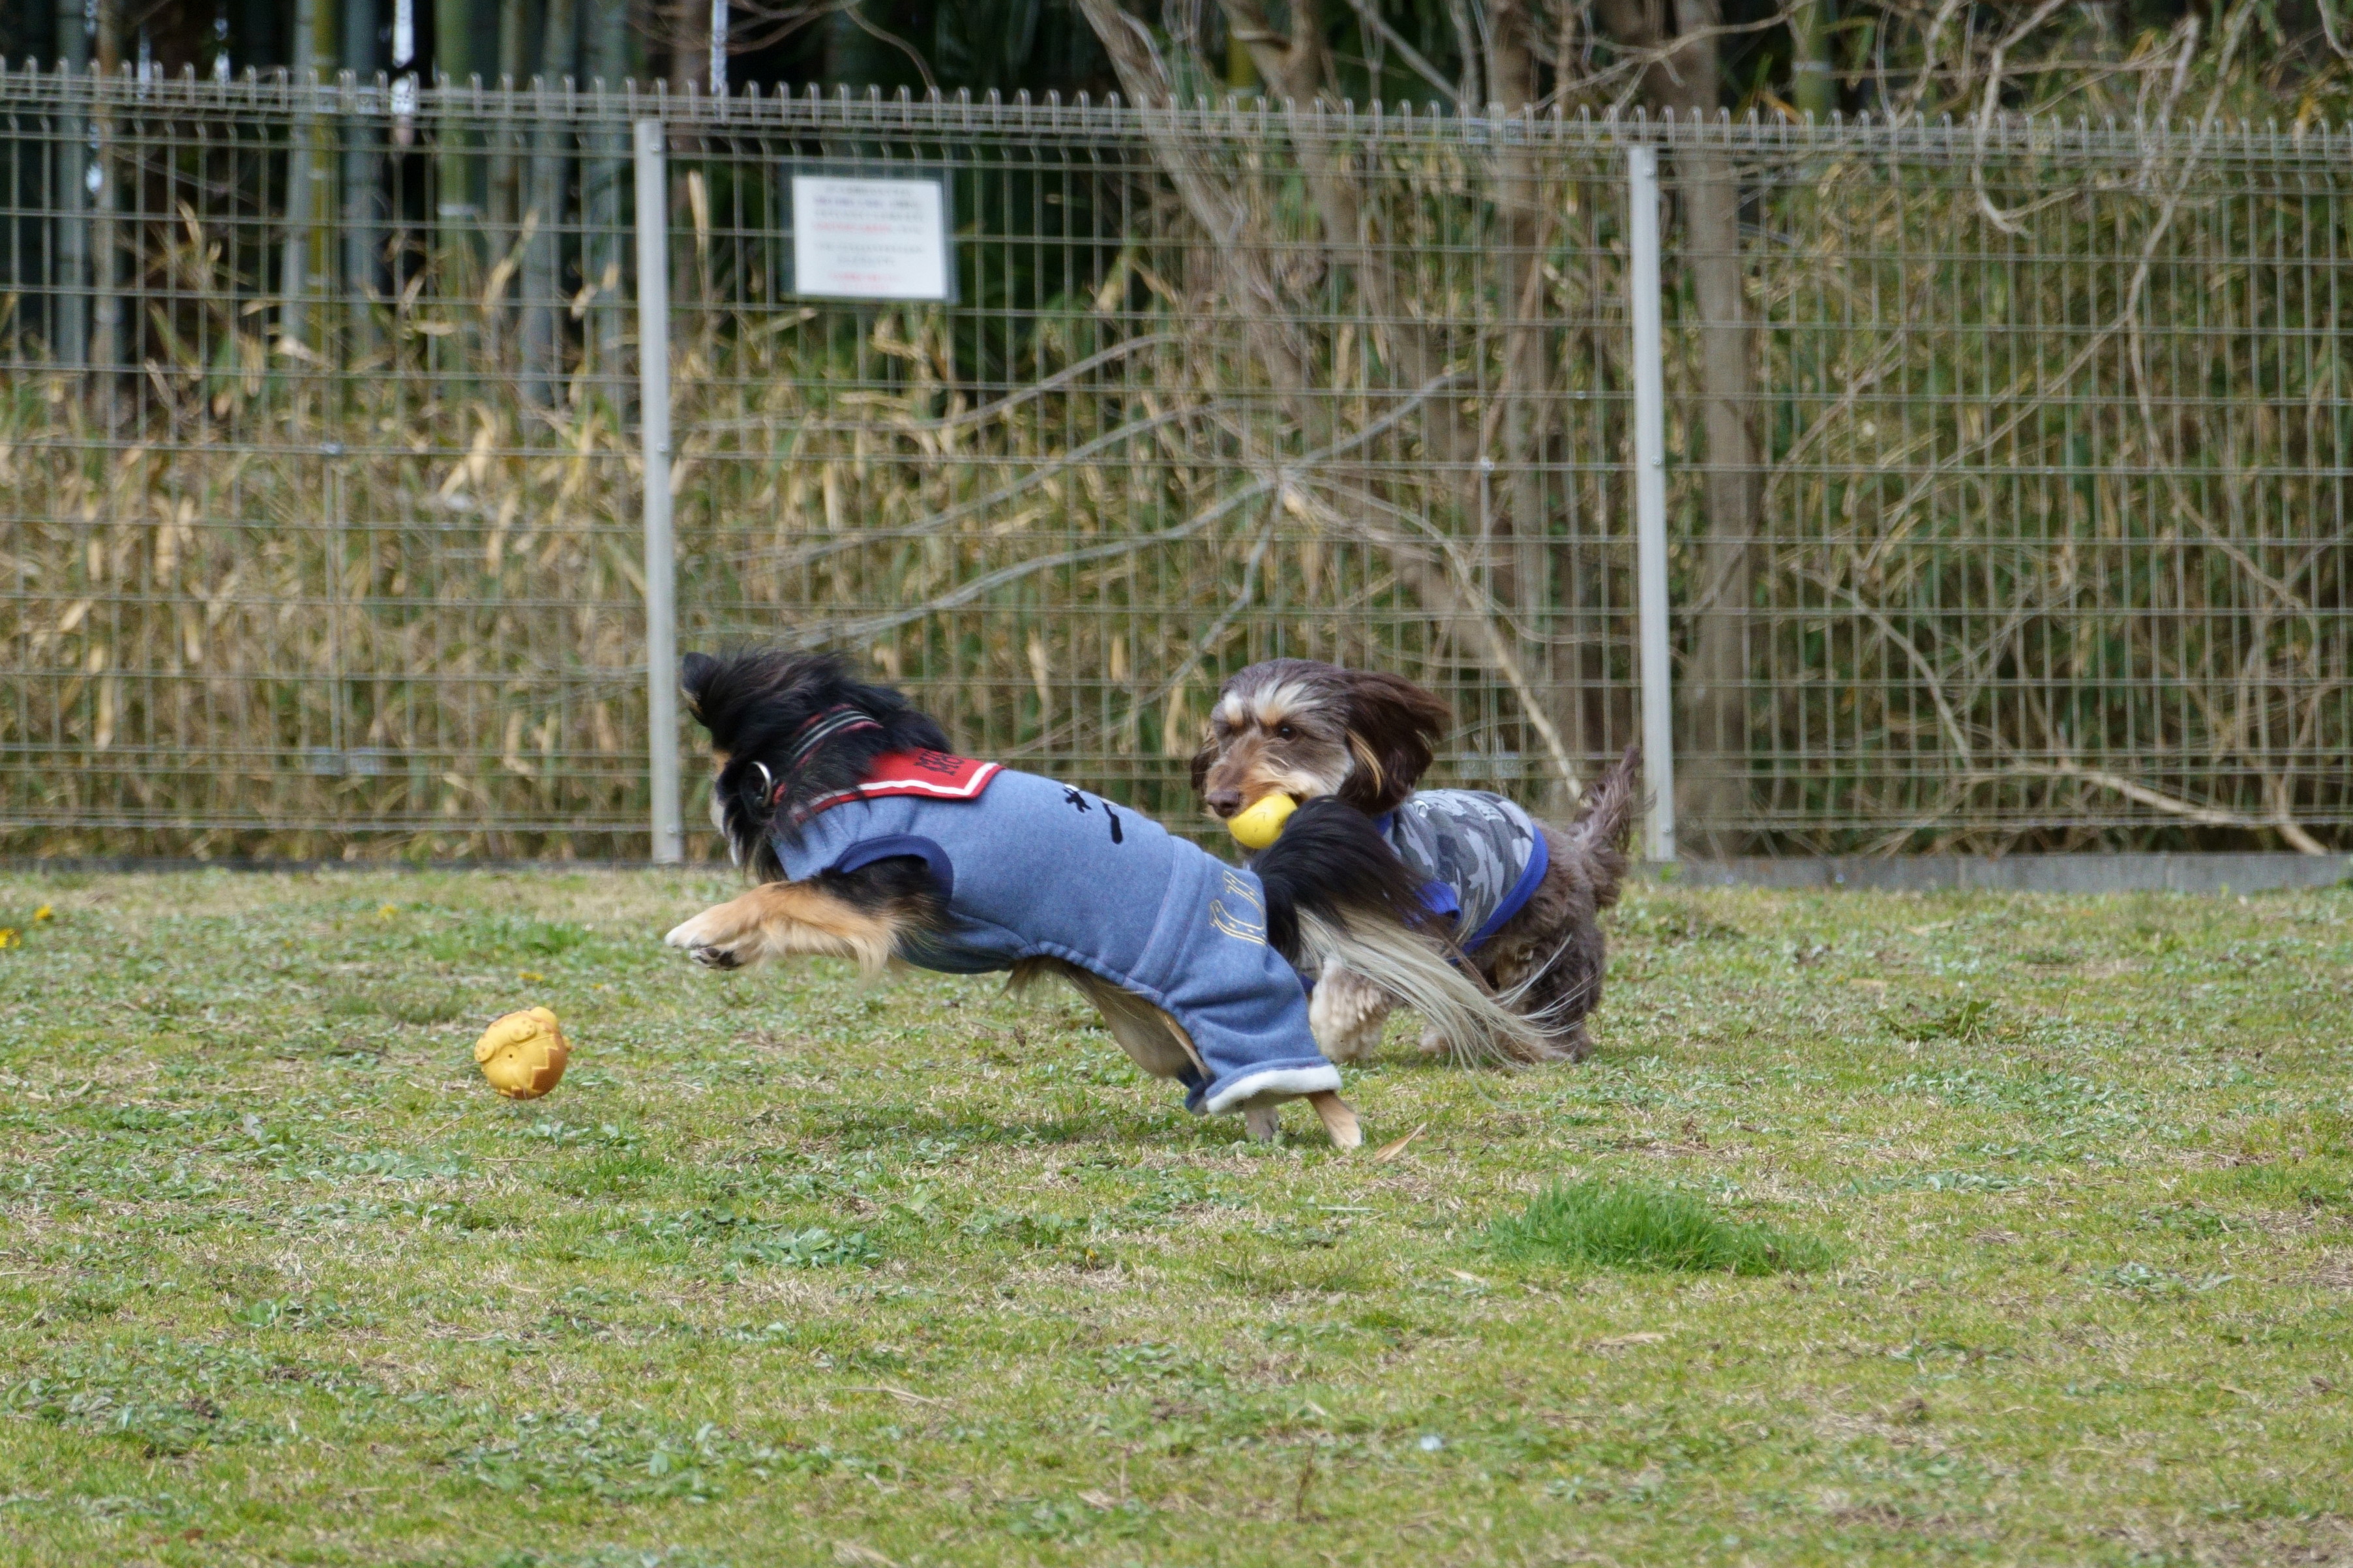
(665, 908, 758, 971)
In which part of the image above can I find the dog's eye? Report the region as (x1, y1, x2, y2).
(1274, 723, 1296, 741)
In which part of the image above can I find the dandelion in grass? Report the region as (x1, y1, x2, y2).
(1484, 1178, 1824, 1275)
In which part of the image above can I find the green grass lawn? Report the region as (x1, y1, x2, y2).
(1, 870, 2348, 1566)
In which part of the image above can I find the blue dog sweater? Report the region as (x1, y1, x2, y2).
(1373, 790, 1550, 950)
(770, 752, 1340, 1116)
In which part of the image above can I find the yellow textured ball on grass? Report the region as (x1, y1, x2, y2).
(475, 1006, 570, 1100)
(1227, 792, 1297, 850)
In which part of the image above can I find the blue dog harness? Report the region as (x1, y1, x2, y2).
(770, 750, 1340, 1117)
(1373, 790, 1550, 951)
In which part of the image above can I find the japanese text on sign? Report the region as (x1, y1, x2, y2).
(790, 175, 950, 301)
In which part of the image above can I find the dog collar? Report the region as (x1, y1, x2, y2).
(768, 705, 884, 808)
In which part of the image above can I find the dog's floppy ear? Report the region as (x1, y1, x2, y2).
(1336, 670, 1450, 813)
(1184, 685, 1229, 792)
(680, 653, 720, 719)
(1187, 728, 1219, 793)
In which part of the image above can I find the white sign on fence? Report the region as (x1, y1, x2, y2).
(789, 175, 951, 301)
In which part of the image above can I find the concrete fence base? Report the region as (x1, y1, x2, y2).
(1660, 853, 2352, 894)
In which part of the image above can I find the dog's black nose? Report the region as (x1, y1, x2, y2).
(1206, 788, 1243, 818)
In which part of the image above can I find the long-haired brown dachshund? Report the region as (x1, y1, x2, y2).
(661, 651, 1545, 1144)
(1190, 658, 1639, 1064)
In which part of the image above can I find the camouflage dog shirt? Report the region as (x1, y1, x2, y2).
(1373, 790, 1550, 951)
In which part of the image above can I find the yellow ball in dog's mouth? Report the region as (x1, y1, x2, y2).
(475, 1006, 569, 1099)
(1227, 793, 1298, 850)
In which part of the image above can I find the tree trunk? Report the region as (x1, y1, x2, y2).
(52, 0, 89, 372)
(1482, 0, 1566, 800)
(342, 0, 383, 357)
(91, 0, 123, 429)
(671, 0, 708, 93)
(1679, 145, 1757, 850)
(279, 0, 337, 354)
(1216, 0, 1489, 475)
(1075, 0, 1576, 793)
(521, 0, 578, 405)
(580, 0, 635, 393)
(433, 0, 485, 247)
(489, 0, 531, 375)
(1593, 0, 1758, 849)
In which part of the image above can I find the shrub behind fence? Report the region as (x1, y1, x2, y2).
(2, 69, 2347, 858)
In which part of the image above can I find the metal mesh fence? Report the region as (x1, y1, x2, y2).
(668, 95, 1640, 840)
(1728, 123, 2353, 853)
(3, 72, 648, 855)
(1, 67, 2348, 859)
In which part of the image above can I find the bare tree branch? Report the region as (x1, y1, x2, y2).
(1969, 0, 2073, 233)
(1335, 0, 1462, 104)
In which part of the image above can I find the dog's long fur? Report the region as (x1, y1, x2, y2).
(1192, 658, 1639, 1063)
(1259, 797, 1552, 1063)
(663, 651, 1548, 1143)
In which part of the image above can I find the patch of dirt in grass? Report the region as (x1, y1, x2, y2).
(2312, 1251, 2353, 1291)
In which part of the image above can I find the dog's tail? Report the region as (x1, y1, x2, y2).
(1571, 745, 1643, 910)
(1252, 798, 1551, 1066)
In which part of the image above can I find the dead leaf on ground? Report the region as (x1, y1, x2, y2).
(847, 1383, 947, 1408)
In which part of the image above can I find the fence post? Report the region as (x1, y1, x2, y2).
(1626, 144, 1676, 863)
(635, 117, 683, 864)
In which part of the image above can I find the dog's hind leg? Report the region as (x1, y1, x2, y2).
(1012, 958, 1205, 1083)
(1306, 1090, 1360, 1149)
(1015, 960, 1355, 1147)
(1488, 916, 1608, 1063)
(1308, 965, 1393, 1063)
(1236, 1091, 1358, 1148)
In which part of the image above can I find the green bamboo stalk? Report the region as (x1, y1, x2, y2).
(342, 0, 383, 357)
(522, 0, 579, 406)
(280, 0, 335, 351)
(1792, 0, 1836, 123)
(433, 0, 483, 239)
(578, 0, 635, 394)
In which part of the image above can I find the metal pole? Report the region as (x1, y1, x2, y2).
(1627, 145, 1676, 863)
(635, 118, 683, 864)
